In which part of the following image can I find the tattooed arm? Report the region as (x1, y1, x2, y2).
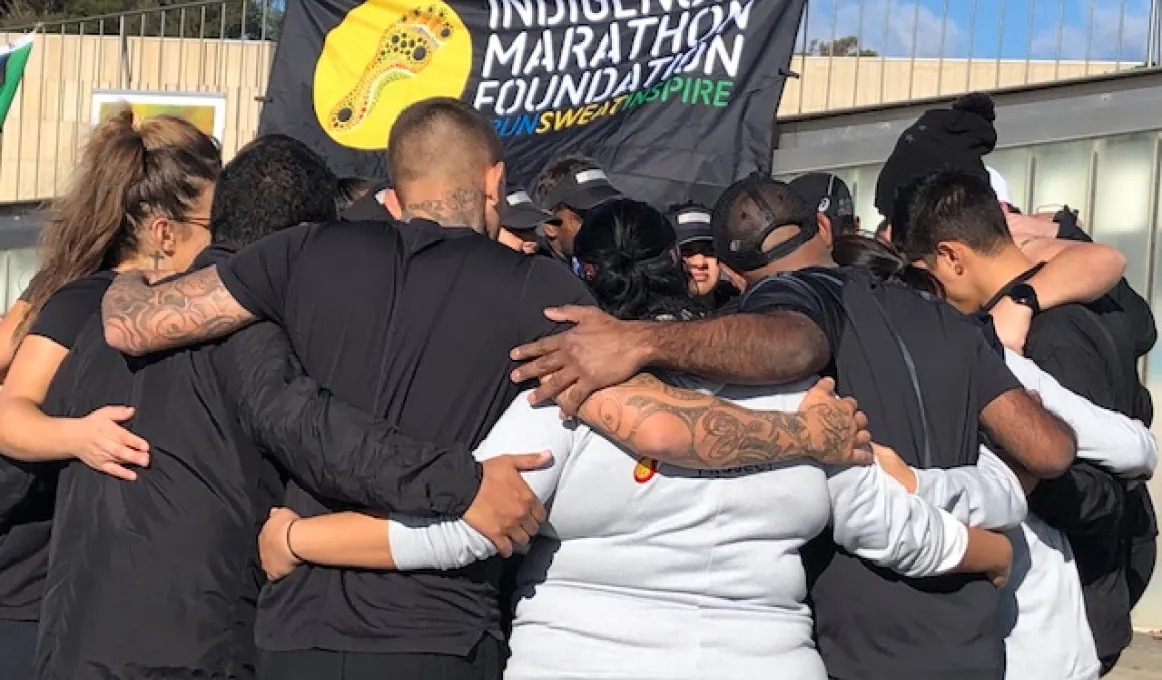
(102, 266, 256, 356)
(260, 382, 871, 577)
(577, 374, 872, 470)
(103, 222, 313, 356)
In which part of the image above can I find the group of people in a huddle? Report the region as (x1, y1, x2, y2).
(0, 90, 1153, 680)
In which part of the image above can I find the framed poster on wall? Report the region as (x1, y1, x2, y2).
(90, 90, 227, 142)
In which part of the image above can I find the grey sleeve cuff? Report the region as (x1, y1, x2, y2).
(388, 515, 498, 571)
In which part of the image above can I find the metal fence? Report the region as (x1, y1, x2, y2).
(0, 0, 279, 203)
(2, 0, 1162, 203)
(784, 0, 1162, 115)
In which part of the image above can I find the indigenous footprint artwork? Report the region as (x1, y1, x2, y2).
(327, 5, 455, 134)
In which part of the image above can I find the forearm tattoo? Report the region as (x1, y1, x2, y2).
(101, 265, 255, 355)
(584, 375, 847, 470)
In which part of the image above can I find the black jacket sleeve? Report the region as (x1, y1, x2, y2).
(1056, 211, 1157, 357)
(213, 321, 483, 517)
(1025, 340, 1124, 536)
(1029, 460, 1125, 536)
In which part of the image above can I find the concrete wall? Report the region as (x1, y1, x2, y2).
(781, 54, 1131, 115)
(0, 32, 273, 203)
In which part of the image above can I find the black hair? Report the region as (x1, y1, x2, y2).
(336, 176, 375, 212)
(572, 198, 703, 321)
(532, 154, 601, 211)
(893, 168, 1012, 261)
(831, 233, 945, 298)
(210, 134, 338, 250)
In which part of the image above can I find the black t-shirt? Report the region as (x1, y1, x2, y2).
(733, 266, 1019, 680)
(217, 218, 595, 655)
(0, 271, 114, 623)
(27, 272, 115, 349)
(340, 186, 390, 223)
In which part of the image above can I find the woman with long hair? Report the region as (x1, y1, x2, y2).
(255, 199, 1015, 680)
(831, 233, 1156, 680)
(0, 108, 220, 468)
(0, 108, 221, 678)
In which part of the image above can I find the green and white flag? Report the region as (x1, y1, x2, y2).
(0, 32, 34, 131)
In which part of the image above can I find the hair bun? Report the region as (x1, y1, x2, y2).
(951, 92, 996, 122)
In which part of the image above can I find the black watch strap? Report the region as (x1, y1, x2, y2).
(1008, 282, 1041, 315)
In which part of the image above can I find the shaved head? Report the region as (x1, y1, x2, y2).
(385, 97, 506, 234)
(387, 97, 503, 192)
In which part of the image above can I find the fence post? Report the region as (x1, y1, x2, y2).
(1153, 0, 1162, 66)
(118, 14, 132, 88)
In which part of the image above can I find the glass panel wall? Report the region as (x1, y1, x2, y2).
(0, 247, 38, 310)
(779, 129, 1162, 628)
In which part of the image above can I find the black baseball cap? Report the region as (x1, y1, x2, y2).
(668, 204, 714, 246)
(790, 173, 855, 223)
(502, 190, 559, 232)
(543, 167, 622, 212)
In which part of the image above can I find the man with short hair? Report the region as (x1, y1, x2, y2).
(875, 94, 1128, 352)
(896, 168, 1139, 676)
(530, 155, 622, 261)
(98, 98, 867, 680)
(708, 175, 1078, 680)
(790, 172, 860, 236)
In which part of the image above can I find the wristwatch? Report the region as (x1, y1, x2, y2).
(1007, 283, 1041, 315)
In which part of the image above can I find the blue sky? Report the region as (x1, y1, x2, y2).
(800, 0, 1152, 62)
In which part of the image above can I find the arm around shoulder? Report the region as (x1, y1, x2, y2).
(102, 266, 256, 356)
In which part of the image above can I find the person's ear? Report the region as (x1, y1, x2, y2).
(817, 213, 833, 248)
(936, 242, 968, 275)
(384, 189, 403, 219)
(486, 162, 505, 210)
(147, 216, 179, 257)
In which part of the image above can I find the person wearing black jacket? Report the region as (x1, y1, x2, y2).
(895, 169, 1139, 675)
(31, 136, 513, 680)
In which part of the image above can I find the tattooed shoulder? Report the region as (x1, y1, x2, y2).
(102, 265, 256, 355)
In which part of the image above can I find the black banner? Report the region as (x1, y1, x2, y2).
(259, 0, 806, 206)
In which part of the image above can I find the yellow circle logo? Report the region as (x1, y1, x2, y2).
(312, 1, 472, 150)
